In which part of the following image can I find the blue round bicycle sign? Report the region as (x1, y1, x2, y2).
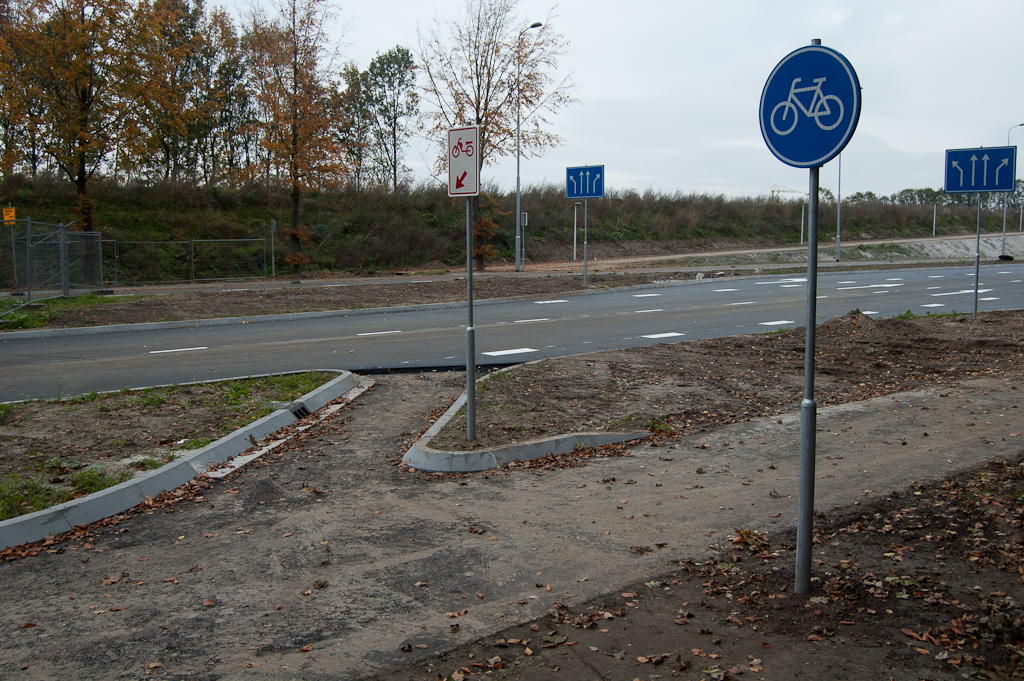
(760, 45, 861, 168)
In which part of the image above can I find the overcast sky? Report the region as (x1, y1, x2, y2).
(324, 0, 1024, 200)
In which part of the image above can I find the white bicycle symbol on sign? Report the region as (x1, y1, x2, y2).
(770, 76, 844, 136)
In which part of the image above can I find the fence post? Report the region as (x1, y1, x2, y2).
(190, 240, 195, 283)
(270, 220, 276, 278)
(25, 217, 32, 304)
(59, 224, 69, 297)
(9, 221, 17, 286)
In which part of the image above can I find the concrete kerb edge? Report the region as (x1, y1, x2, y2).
(0, 371, 359, 551)
(402, 363, 647, 473)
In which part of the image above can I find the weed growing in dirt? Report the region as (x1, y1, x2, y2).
(892, 308, 962, 320)
(0, 474, 68, 519)
(70, 467, 130, 495)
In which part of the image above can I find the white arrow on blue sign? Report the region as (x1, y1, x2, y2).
(566, 165, 604, 199)
(944, 146, 1016, 194)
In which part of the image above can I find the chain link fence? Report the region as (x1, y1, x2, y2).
(107, 238, 267, 284)
(2, 220, 270, 301)
(2, 219, 103, 302)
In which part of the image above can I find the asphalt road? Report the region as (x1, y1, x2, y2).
(2, 263, 1023, 402)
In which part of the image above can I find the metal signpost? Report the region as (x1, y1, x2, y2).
(760, 40, 861, 595)
(449, 125, 481, 440)
(566, 165, 605, 286)
(944, 145, 1017, 317)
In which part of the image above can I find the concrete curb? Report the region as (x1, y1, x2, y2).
(0, 371, 359, 550)
(402, 365, 647, 473)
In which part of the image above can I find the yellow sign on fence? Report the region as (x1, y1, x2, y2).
(2, 207, 14, 225)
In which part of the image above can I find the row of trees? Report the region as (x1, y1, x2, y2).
(842, 182, 1024, 209)
(0, 0, 574, 270)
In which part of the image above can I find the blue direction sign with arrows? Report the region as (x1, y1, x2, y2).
(944, 146, 1016, 193)
(566, 165, 604, 199)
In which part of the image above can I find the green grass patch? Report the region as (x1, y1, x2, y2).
(0, 293, 150, 330)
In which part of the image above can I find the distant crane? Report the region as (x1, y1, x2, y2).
(769, 184, 806, 202)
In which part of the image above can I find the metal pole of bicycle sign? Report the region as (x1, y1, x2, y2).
(760, 39, 861, 595)
(449, 126, 481, 440)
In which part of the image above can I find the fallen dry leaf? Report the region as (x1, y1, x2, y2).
(202, 599, 216, 607)
(299, 644, 313, 652)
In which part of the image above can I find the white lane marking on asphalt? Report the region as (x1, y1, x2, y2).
(837, 281, 857, 284)
(633, 293, 661, 297)
(642, 332, 684, 339)
(886, 278, 904, 281)
(728, 301, 757, 306)
(514, 318, 548, 323)
(356, 330, 401, 336)
(873, 291, 890, 294)
(836, 283, 904, 290)
(1013, 280, 1022, 283)
(862, 311, 880, 315)
(482, 348, 538, 357)
(927, 286, 941, 289)
(931, 289, 993, 297)
(979, 297, 1001, 301)
(635, 309, 664, 313)
(928, 275, 944, 278)
(535, 299, 568, 304)
(998, 271, 1012, 274)
(756, 278, 807, 285)
(780, 284, 802, 288)
(759, 320, 794, 326)
(149, 347, 208, 354)
(921, 304, 945, 308)
(713, 288, 739, 292)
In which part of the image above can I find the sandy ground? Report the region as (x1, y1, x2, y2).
(1, 369, 1022, 679)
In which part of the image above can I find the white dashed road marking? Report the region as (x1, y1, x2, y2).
(483, 348, 538, 357)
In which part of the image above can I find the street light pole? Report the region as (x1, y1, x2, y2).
(1004, 123, 1024, 256)
(515, 21, 542, 272)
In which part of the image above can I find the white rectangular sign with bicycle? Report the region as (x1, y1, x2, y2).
(448, 126, 479, 197)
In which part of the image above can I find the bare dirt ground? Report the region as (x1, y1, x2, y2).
(0, 373, 335, 520)
(1, 274, 1024, 680)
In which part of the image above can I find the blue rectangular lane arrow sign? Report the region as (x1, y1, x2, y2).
(944, 146, 1016, 193)
(566, 165, 605, 199)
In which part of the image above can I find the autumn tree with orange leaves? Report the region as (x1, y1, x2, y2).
(7, 0, 171, 233)
(245, 0, 344, 274)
